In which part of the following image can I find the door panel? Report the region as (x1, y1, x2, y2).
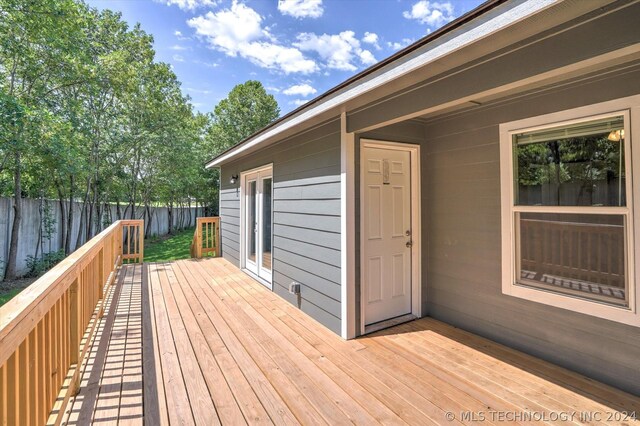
(246, 180, 257, 270)
(363, 146, 412, 325)
(260, 177, 273, 275)
(242, 167, 273, 286)
(368, 257, 382, 303)
(367, 186, 382, 239)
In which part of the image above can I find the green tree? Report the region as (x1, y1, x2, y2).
(0, 0, 266, 280)
(204, 81, 279, 215)
(207, 80, 280, 153)
(0, 0, 92, 279)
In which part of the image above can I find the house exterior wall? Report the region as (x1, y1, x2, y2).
(213, 1, 640, 393)
(219, 118, 342, 333)
(420, 66, 640, 395)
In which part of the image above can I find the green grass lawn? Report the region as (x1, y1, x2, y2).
(0, 229, 194, 307)
(0, 287, 24, 306)
(144, 227, 195, 262)
(0, 276, 37, 307)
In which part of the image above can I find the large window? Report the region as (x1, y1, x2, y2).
(500, 98, 639, 326)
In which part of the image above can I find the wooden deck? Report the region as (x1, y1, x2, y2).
(63, 258, 639, 425)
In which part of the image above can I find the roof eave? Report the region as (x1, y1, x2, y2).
(205, 0, 557, 169)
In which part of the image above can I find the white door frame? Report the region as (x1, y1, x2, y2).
(359, 139, 422, 335)
(239, 163, 274, 289)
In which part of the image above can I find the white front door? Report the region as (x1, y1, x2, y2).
(362, 145, 412, 326)
(242, 166, 273, 286)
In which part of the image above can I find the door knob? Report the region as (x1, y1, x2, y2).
(406, 240, 413, 248)
(405, 230, 411, 236)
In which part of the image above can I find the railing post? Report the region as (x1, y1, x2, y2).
(197, 219, 203, 258)
(138, 223, 144, 263)
(118, 224, 123, 266)
(215, 218, 220, 257)
(98, 249, 105, 300)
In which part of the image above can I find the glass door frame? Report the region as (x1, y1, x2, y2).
(240, 164, 273, 287)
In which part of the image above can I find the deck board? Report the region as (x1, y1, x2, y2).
(63, 258, 640, 425)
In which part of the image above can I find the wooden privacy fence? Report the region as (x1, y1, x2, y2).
(0, 219, 144, 426)
(191, 217, 220, 258)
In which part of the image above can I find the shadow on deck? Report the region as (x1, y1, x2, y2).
(63, 258, 639, 425)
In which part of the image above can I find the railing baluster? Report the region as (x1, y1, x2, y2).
(38, 320, 45, 425)
(6, 352, 18, 425)
(18, 340, 28, 425)
(0, 363, 6, 424)
(28, 329, 37, 426)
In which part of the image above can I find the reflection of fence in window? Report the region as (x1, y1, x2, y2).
(519, 217, 626, 306)
(518, 178, 625, 207)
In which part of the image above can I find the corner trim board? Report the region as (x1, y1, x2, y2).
(341, 112, 356, 339)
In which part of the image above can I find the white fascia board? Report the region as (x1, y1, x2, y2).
(205, 0, 557, 169)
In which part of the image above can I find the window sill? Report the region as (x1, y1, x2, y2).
(503, 283, 640, 327)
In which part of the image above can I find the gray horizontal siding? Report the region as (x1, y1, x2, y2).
(220, 188, 241, 266)
(273, 236, 340, 266)
(421, 65, 640, 395)
(274, 280, 341, 333)
(219, 118, 342, 334)
(273, 224, 341, 251)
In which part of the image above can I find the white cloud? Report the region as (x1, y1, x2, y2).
(294, 31, 376, 71)
(175, 30, 191, 41)
(170, 44, 188, 50)
(188, 2, 263, 54)
(172, 54, 185, 62)
(239, 41, 318, 74)
(362, 32, 381, 50)
(283, 83, 317, 97)
(278, 0, 323, 19)
(157, 0, 218, 11)
(193, 59, 219, 68)
(359, 50, 376, 66)
(403, 1, 454, 27)
(266, 86, 281, 93)
(290, 99, 310, 106)
(186, 87, 213, 94)
(387, 38, 414, 50)
(188, 1, 317, 74)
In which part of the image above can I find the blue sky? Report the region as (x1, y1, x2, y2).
(86, 0, 484, 115)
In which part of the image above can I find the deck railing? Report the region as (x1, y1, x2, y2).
(520, 218, 625, 288)
(0, 219, 144, 425)
(190, 217, 221, 258)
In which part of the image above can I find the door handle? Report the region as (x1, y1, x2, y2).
(406, 240, 413, 248)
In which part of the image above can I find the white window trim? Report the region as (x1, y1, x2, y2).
(500, 95, 640, 327)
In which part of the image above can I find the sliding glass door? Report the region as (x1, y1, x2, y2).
(242, 165, 273, 285)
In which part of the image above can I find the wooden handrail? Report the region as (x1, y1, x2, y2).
(0, 219, 144, 425)
(191, 217, 220, 258)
